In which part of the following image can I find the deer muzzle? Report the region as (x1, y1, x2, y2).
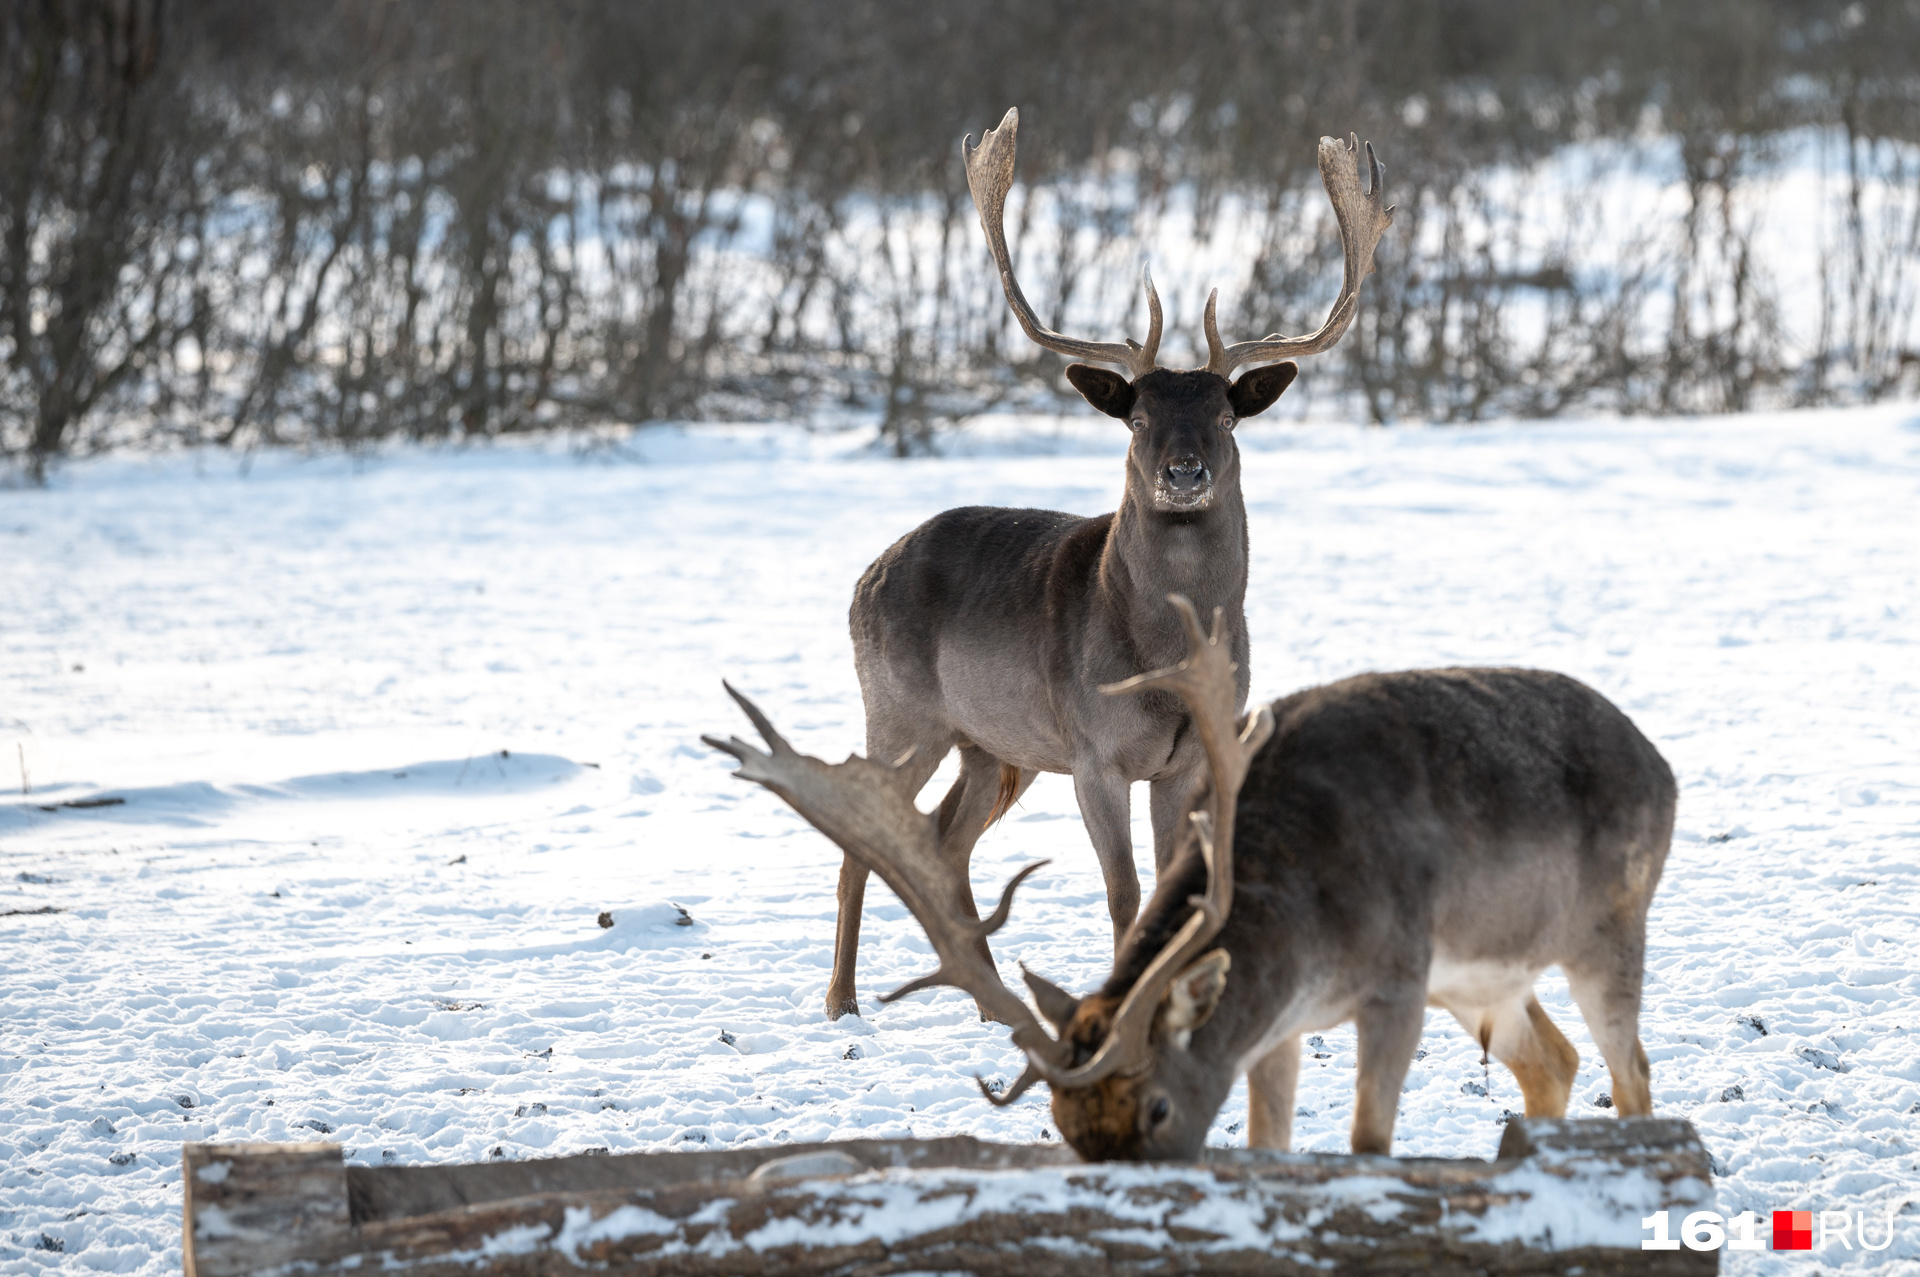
(1156, 457, 1213, 510)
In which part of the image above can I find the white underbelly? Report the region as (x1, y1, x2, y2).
(1424, 954, 1543, 1010)
(1233, 954, 1547, 1076)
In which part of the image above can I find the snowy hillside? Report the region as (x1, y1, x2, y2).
(3, 406, 1917, 1273)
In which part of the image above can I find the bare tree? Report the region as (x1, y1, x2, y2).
(0, 0, 202, 478)
(9, 0, 1920, 473)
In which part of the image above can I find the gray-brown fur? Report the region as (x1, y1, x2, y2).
(1050, 667, 1675, 1161)
(827, 363, 1297, 1019)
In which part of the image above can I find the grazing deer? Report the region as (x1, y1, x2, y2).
(825, 108, 1393, 1020)
(708, 596, 1674, 1160)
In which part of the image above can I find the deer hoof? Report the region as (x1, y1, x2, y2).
(824, 994, 860, 1021)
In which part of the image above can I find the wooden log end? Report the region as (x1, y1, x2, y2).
(183, 1141, 348, 1277)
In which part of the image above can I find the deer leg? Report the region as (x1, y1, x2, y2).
(1483, 995, 1580, 1118)
(1071, 768, 1140, 951)
(1148, 771, 1202, 875)
(824, 734, 946, 1021)
(1566, 961, 1653, 1117)
(1245, 1036, 1301, 1150)
(1350, 993, 1425, 1155)
(825, 855, 868, 1021)
(934, 748, 1037, 1021)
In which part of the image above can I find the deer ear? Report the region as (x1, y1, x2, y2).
(1227, 362, 1297, 419)
(1066, 364, 1136, 419)
(1156, 948, 1231, 1049)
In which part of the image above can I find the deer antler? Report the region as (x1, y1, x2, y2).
(964, 108, 1163, 380)
(1203, 134, 1394, 377)
(702, 683, 1069, 1100)
(705, 599, 1269, 1104)
(1047, 596, 1276, 1088)
(967, 112, 1390, 382)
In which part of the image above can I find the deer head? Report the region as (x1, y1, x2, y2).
(706, 596, 1273, 1162)
(963, 108, 1393, 511)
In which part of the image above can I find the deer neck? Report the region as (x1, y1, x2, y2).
(1104, 478, 1248, 667)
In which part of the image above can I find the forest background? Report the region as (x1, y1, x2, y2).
(6, 0, 1920, 477)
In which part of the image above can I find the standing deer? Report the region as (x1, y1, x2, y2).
(708, 596, 1674, 1160)
(825, 108, 1393, 1020)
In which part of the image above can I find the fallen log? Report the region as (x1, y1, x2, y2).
(183, 1118, 1715, 1275)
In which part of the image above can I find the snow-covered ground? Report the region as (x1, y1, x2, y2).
(3, 405, 1918, 1273)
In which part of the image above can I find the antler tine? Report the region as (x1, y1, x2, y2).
(1122, 264, 1164, 368)
(703, 684, 914, 817)
(1049, 898, 1222, 1087)
(875, 859, 1049, 1003)
(964, 108, 1158, 380)
(1202, 133, 1394, 377)
(705, 684, 1068, 1070)
(711, 678, 794, 757)
(1054, 597, 1274, 1087)
(1201, 289, 1225, 375)
(978, 1060, 1046, 1107)
(1100, 597, 1273, 797)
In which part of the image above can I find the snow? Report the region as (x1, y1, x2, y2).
(3, 403, 1919, 1274)
(1465, 1161, 1691, 1250)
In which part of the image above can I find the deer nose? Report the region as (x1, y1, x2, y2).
(1165, 457, 1208, 489)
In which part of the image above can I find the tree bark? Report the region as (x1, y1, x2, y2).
(184, 1120, 1715, 1276)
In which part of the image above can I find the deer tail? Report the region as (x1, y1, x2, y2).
(982, 764, 1021, 831)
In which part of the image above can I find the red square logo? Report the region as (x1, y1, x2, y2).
(1774, 1210, 1813, 1250)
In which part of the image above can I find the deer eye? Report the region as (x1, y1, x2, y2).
(1147, 1095, 1171, 1127)
(1129, 418, 1147, 431)
(1219, 413, 1235, 429)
